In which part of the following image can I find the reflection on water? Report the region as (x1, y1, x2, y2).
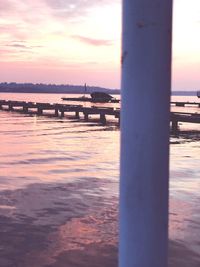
(0, 111, 119, 191)
(169, 136, 200, 258)
(0, 93, 200, 266)
(0, 180, 118, 267)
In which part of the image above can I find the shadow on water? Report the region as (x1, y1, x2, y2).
(169, 240, 200, 267)
(170, 130, 200, 143)
(25, 113, 120, 132)
(1, 109, 120, 129)
(0, 180, 200, 267)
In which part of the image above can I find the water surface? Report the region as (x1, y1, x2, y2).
(0, 93, 200, 266)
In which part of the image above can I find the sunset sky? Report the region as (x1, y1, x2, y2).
(0, 0, 200, 90)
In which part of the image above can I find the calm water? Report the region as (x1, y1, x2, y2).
(0, 93, 200, 267)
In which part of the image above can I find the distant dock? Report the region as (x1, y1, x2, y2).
(171, 101, 200, 107)
(0, 99, 200, 131)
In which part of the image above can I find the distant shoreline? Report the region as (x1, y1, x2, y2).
(0, 83, 119, 95)
(0, 83, 197, 96)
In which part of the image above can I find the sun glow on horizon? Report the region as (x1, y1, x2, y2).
(172, 0, 200, 90)
(0, 0, 200, 90)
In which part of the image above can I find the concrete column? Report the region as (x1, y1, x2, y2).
(119, 1, 172, 267)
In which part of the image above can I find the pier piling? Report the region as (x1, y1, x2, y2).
(84, 112, 89, 121)
(100, 114, 106, 124)
(171, 119, 178, 132)
(23, 106, 28, 112)
(8, 103, 13, 111)
(75, 111, 80, 119)
(37, 108, 43, 115)
(55, 108, 59, 117)
(60, 110, 64, 117)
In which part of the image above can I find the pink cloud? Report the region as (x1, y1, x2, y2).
(72, 35, 113, 46)
(7, 44, 29, 49)
(0, 1, 14, 14)
(0, 0, 120, 88)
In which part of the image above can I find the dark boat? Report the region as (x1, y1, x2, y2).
(62, 91, 120, 103)
(197, 91, 200, 98)
(90, 92, 114, 102)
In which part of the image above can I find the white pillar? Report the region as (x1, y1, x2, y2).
(119, 1, 173, 267)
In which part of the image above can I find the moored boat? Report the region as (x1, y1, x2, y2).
(62, 92, 120, 103)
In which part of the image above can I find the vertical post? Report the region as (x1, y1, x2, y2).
(23, 106, 28, 113)
(118, 114, 120, 125)
(100, 113, 106, 124)
(55, 108, 59, 117)
(60, 110, 64, 117)
(171, 119, 178, 133)
(75, 111, 80, 119)
(120, 1, 172, 267)
(8, 103, 13, 111)
(84, 112, 89, 121)
(38, 107, 43, 115)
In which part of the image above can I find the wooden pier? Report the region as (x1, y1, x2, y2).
(171, 101, 200, 107)
(0, 100, 200, 130)
(170, 112, 200, 132)
(0, 100, 120, 124)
